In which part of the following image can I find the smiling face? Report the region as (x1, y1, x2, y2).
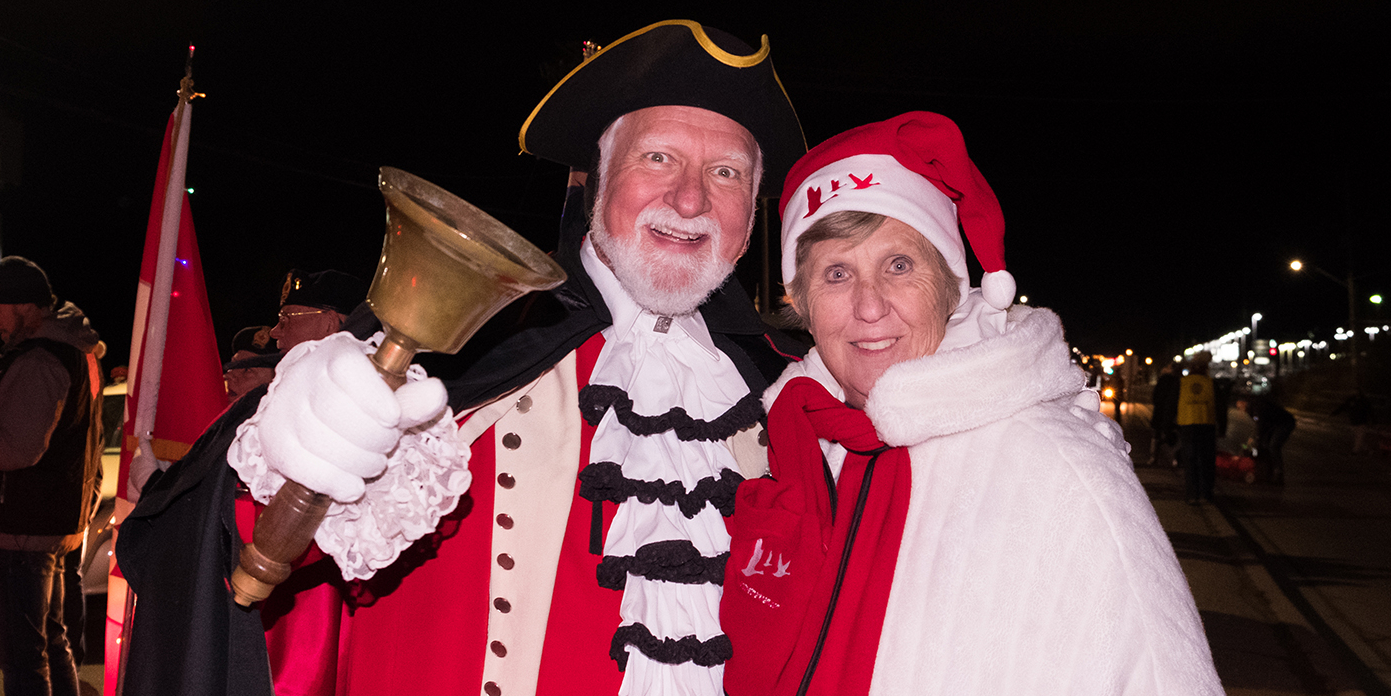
(801, 217, 956, 408)
(591, 105, 761, 316)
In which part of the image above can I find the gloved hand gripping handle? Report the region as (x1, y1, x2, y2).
(229, 334, 415, 607)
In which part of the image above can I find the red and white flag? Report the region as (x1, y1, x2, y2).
(106, 66, 227, 695)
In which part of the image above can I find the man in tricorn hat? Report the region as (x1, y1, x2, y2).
(118, 19, 807, 696)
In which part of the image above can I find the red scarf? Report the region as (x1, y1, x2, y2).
(722, 376, 912, 696)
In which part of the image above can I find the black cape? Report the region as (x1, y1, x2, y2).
(116, 185, 806, 695)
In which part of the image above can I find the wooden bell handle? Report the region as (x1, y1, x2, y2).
(230, 333, 417, 606)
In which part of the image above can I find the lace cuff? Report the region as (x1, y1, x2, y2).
(228, 333, 472, 581)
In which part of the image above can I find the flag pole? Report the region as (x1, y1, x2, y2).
(111, 46, 202, 696)
(128, 46, 199, 499)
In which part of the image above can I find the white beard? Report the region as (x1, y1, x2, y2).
(590, 200, 737, 317)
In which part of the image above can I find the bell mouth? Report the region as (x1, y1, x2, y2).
(368, 167, 567, 354)
(377, 167, 566, 289)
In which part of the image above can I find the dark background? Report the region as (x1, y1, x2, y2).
(2, 2, 1387, 370)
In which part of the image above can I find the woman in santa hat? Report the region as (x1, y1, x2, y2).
(720, 112, 1221, 695)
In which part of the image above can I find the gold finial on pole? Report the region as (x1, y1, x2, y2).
(178, 44, 206, 103)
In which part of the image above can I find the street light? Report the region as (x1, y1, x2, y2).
(1290, 258, 1362, 378)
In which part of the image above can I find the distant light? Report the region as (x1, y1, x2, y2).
(1372, 294, 1384, 305)
(1115, 355, 1125, 365)
(1252, 313, 1263, 322)
(1366, 326, 1380, 335)
(1290, 260, 1303, 271)
(1125, 349, 1133, 356)
(1242, 327, 1251, 335)
(176, 258, 188, 266)
(1254, 357, 1270, 365)
(1173, 355, 1182, 362)
(1018, 295, 1029, 304)
(1297, 351, 1306, 358)
(186, 187, 194, 194)
(1102, 388, 1114, 399)
(1144, 357, 1153, 365)
(171, 291, 181, 297)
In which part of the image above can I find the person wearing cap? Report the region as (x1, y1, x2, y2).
(223, 326, 279, 402)
(719, 113, 1221, 695)
(270, 268, 366, 353)
(0, 256, 103, 696)
(117, 20, 806, 696)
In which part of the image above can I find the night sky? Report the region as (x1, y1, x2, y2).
(2, 2, 1387, 370)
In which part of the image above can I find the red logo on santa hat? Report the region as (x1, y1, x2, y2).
(803, 185, 836, 218)
(803, 173, 879, 219)
(849, 172, 879, 189)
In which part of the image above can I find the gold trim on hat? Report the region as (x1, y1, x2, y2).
(519, 19, 774, 156)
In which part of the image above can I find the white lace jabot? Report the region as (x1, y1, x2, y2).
(581, 239, 751, 696)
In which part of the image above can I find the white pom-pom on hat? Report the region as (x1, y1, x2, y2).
(981, 270, 1016, 311)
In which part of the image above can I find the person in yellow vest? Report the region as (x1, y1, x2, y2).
(1177, 351, 1217, 504)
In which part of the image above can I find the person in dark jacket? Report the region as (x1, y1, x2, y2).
(1149, 362, 1181, 467)
(1235, 393, 1296, 484)
(0, 256, 103, 696)
(1213, 376, 1235, 437)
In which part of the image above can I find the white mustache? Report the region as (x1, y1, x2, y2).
(635, 206, 721, 241)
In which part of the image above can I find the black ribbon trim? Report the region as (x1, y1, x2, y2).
(579, 463, 743, 518)
(596, 540, 729, 590)
(579, 384, 763, 443)
(609, 623, 733, 671)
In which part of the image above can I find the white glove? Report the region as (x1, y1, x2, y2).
(258, 332, 448, 503)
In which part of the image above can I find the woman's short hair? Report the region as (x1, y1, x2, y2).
(782, 211, 961, 329)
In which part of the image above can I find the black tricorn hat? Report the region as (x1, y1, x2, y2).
(519, 20, 807, 189)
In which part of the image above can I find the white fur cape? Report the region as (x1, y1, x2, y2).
(764, 306, 1222, 696)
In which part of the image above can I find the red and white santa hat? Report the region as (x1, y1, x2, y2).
(779, 111, 1014, 311)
